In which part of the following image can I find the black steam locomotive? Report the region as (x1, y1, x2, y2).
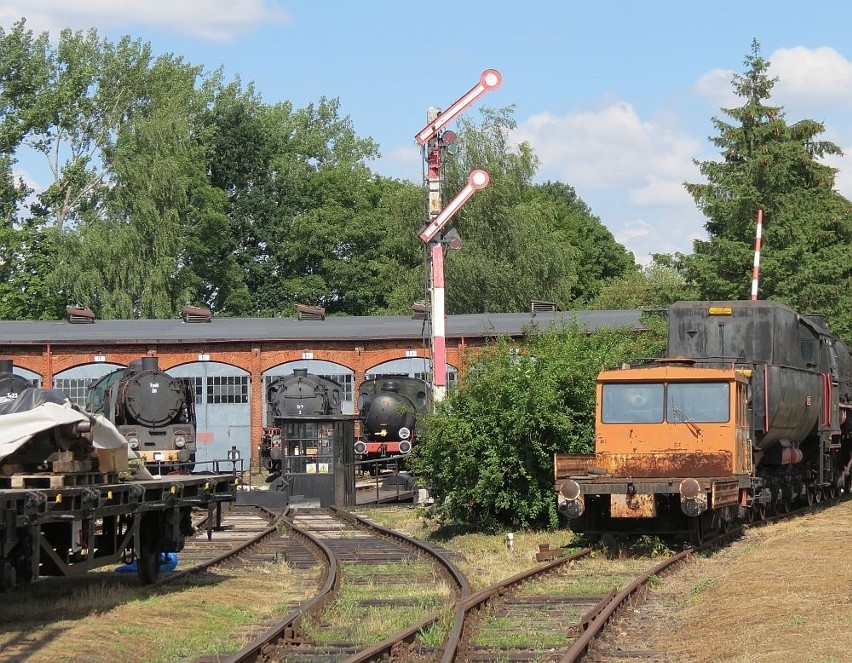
(355, 375, 431, 462)
(556, 300, 852, 542)
(259, 369, 343, 473)
(0, 359, 32, 402)
(86, 357, 196, 472)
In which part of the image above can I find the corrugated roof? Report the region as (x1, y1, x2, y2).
(0, 310, 644, 345)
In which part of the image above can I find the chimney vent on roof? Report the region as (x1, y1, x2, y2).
(531, 300, 557, 313)
(411, 301, 430, 320)
(297, 304, 325, 321)
(181, 306, 212, 323)
(66, 305, 95, 324)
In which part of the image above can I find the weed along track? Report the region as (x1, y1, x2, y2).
(228, 505, 469, 662)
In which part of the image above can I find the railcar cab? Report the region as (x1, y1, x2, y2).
(557, 360, 751, 539)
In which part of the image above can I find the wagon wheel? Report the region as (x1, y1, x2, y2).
(806, 487, 815, 506)
(814, 488, 823, 504)
(137, 512, 164, 585)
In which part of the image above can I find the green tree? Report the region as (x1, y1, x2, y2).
(592, 254, 697, 310)
(50, 41, 216, 318)
(412, 320, 666, 530)
(683, 39, 852, 335)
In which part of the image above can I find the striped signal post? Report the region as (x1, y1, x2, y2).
(414, 70, 501, 403)
(751, 209, 764, 301)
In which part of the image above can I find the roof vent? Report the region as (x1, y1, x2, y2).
(411, 301, 430, 320)
(181, 306, 212, 323)
(531, 300, 557, 313)
(66, 305, 95, 324)
(297, 304, 326, 321)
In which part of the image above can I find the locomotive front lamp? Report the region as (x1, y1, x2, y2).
(354, 440, 367, 455)
(399, 427, 411, 440)
(174, 435, 187, 449)
(128, 436, 139, 450)
(399, 440, 412, 454)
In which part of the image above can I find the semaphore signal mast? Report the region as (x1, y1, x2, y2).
(414, 69, 502, 402)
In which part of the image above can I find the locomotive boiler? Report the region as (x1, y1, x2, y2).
(259, 369, 343, 473)
(555, 300, 852, 543)
(354, 376, 431, 462)
(86, 357, 196, 472)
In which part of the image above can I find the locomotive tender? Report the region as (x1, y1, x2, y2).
(355, 375, 431, 462)
(86, 357, 197, 471)
(555, 300, 852, 542)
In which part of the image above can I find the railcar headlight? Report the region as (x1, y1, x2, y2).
(679, 478, 701, 500)
(559, 479, 581, 501)
(399, 427, 411, 440)
(127, 436, 139, 450)
(399, 440, 412, 454)
(354, 440, 367, 455)
(557, 480, 584, 519)
(679, 477, 707, 516)
(174, 434, 187, 449)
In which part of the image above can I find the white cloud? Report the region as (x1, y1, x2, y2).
(514, 102, 701, 196)
(770, 46, 852, 108)
(510, 100, 707, 261)
(0, 0, 289, 41)
(691, 67, 738, 109)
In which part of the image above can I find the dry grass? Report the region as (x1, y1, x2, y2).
(635, 500, 852, 662)
(0, 559, 320, 663)
(354, 506, 582, 589)
(6, 502, 849, 661)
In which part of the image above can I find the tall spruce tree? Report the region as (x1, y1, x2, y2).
(684, 39, 852, 337)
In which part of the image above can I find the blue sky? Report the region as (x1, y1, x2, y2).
(4, 1, 852, 265)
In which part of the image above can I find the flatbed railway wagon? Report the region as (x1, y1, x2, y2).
(0, 385, 237, 589)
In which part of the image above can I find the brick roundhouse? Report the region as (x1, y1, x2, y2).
(0, 307, 643, 467)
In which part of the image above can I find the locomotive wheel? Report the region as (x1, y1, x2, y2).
(814, 489, 823, 504)
(137, 513, 164, 585)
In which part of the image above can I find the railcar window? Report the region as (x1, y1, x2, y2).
(601, 383, 664, 423)
(667, 382, 729, 423)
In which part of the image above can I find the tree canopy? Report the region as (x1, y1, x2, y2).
(682, 39, 852, 336)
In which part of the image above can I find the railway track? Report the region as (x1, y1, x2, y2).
(224, 505, 469, 662)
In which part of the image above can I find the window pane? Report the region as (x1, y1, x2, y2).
(667, 382, 730, 423)
(601, 383, 664, 423)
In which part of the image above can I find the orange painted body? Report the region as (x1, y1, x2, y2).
(593, 365, 752, 480)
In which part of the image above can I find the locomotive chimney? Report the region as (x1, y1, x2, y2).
(293, 368, 308, 378)
(0, 359, 13, 374)
(140, 356, 159, 371)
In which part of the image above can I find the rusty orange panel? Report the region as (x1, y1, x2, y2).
(597, 452, 732, 478)
(711, 480, 740, 508)
(555, 453, 595, 479)
(611, 494, 656, 518)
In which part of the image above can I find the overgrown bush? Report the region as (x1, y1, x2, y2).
(412, 317, 665, 531)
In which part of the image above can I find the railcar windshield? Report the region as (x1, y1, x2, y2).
(601, 382, 729, 424)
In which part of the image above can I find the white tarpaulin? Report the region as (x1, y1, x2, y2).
(0, 402, 126, 462)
